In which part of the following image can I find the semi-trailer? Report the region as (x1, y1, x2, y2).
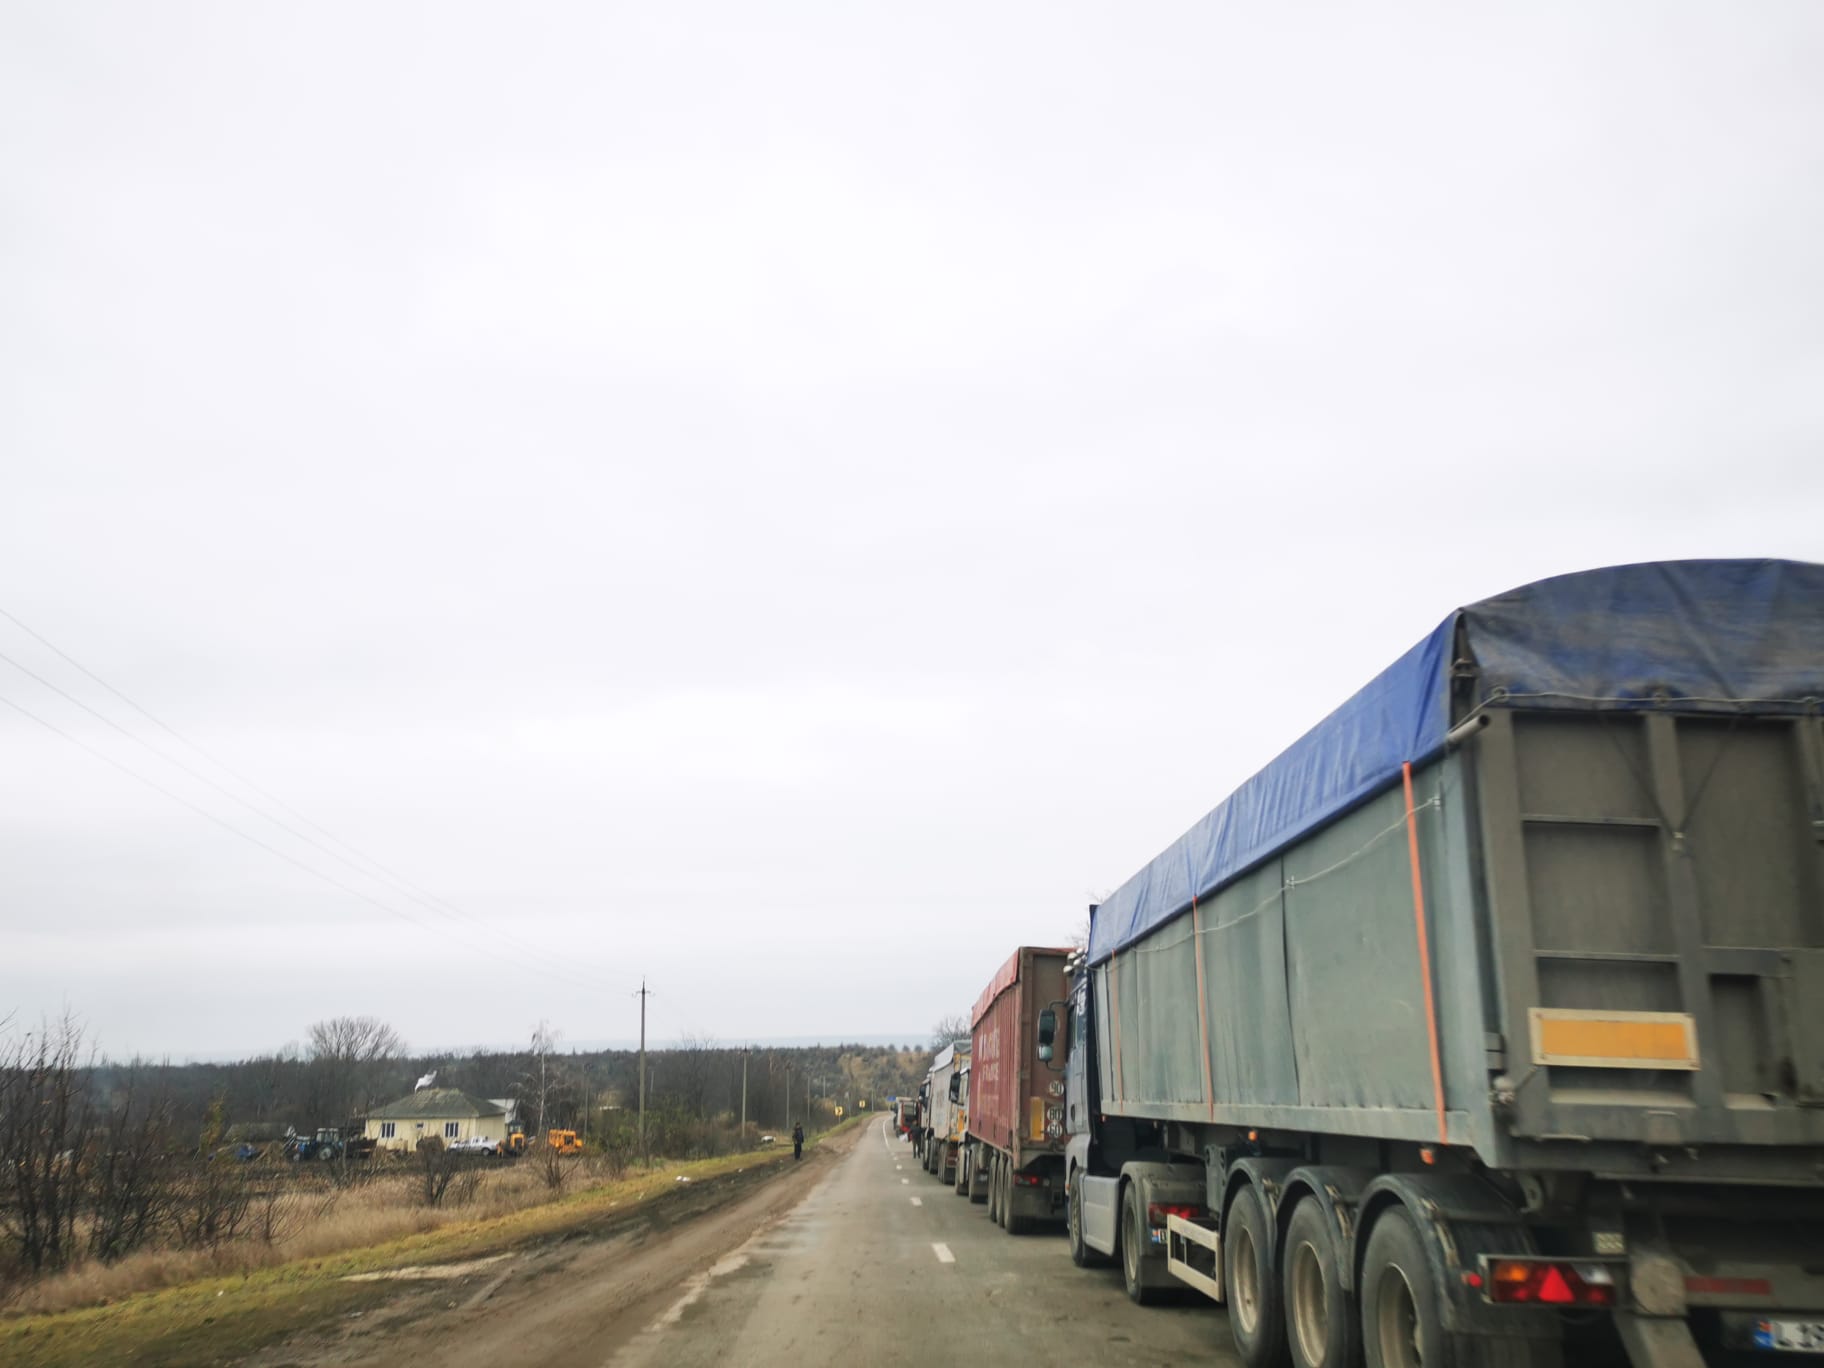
(921, 1040, 970, 1184)
(965, 945, 1072, 1232)
(1055, 560, 1824, 1368)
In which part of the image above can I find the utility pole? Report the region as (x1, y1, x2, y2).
(740, 1046, 749, 1144)
(635, 980, 651, 1167)
(538, 1022, 548, 1141)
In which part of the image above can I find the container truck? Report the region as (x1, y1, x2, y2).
(966, 945, 1072, 1232)
(1057, 560, 1824, 1368)
(921, 1041, 971, 1185)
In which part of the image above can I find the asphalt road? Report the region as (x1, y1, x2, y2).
(608, 1115, 1233, 1368)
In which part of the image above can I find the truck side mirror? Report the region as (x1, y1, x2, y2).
(1037, 1007, 1057, 1062)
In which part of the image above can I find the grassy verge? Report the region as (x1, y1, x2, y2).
(0, 1128, 857, 1368)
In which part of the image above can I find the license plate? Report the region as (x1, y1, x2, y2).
(1754, 1321, 1824, 1353)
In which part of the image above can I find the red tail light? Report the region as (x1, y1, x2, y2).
(1484, 1258, 1617, 1307)
(1148, 1202, 1205, 1224)
(1014, 1172, 1047, 1187)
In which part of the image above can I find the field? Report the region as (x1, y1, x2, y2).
(0, 1134, 844, 1368)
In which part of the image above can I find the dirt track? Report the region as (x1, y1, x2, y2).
(246, 1129, 862, 1368)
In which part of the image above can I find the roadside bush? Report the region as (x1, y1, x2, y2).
(415, 1138, 461, 1207)
(535, 1139, 572, 1194)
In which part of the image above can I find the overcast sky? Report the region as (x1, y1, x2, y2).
(3, 2, 1821, 1061)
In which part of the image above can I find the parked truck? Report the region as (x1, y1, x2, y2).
(920, 1041, 971, 1185)
(965, 945, 1072, 1232)
(1056, 559, 1824, 1368)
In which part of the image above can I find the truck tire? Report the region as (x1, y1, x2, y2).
(953, 1145, 968, 1196)
(968, 1146, 988, 1204)
(1361, 1208, 1561, 1368)
(1361, 1207, 1440, 1368)
(1006, 1168, 1032, 1236)
(1068, 1170, 1110, 1267)
(1226, 1183, 1289, 1368)
(1121, 1180, 1161, 1303)
(1284, 1197, 1358, 1368)
(992, 1154, 1007, 1228)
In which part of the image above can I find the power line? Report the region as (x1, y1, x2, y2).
(0, 608, 631, 992)
(0, 684, 619, 997)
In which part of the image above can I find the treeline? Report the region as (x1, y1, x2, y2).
(93, 1028, 932, 1139)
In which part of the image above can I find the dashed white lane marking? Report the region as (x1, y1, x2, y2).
(901, 1178, 909, 1185)
(932, 1243, 955, 1264)
(895, 1165, 903, 1171)
(910, 1197, 922, 1207)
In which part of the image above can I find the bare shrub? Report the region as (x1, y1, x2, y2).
(536, 1140, 572, 1194)
(0, 1014, 96, 1274)
(87, 1062, 177, 1263)
(415, 1137, 461, 1207)
(447, 1168, 484, 1209)
(251, 1187, 303, 1247)
(168, 1101, 254, 1251)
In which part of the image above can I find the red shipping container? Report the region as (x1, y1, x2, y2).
(968, 946, 1071, 1169)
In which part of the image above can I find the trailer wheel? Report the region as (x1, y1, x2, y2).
(953, 1145, 968, 1196)
(1226, 1183, 1289, 1368)
(1361, 1207, 1440, 1368)
(1361, 1207, 1562, 1368)
(1068, 1170, 1109, 1267)
(988, 1153, 1002, 1224)
(1121, 1181, 1162, 1303)
(1284, 1197, 1358, 1368)
(968, 1146, 988, 1204)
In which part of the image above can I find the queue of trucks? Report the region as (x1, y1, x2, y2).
(908, 560, 1824, 1368)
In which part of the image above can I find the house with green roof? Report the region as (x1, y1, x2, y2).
(363, 1087, 508, 1153)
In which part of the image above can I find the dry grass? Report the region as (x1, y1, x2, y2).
(2, 1152, 625, 1319)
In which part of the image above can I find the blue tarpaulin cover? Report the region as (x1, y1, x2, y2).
(1088, 559, 1824, 965)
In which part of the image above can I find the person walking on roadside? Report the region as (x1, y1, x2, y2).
(792, 1121, 804, 1161)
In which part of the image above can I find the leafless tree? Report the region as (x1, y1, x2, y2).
(306, 1016, 406, 1122)
(87, 1060, 177, 1263)
(169, 1099, 254, 1252)
(667, 1034, 721, 1119)
(0, 1014, 97, 1273)
(928, 1015, 971, 1051)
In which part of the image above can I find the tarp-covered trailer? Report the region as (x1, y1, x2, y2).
(1061, 559, 1824, 1368)
(967, 945, 1071, 1232)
